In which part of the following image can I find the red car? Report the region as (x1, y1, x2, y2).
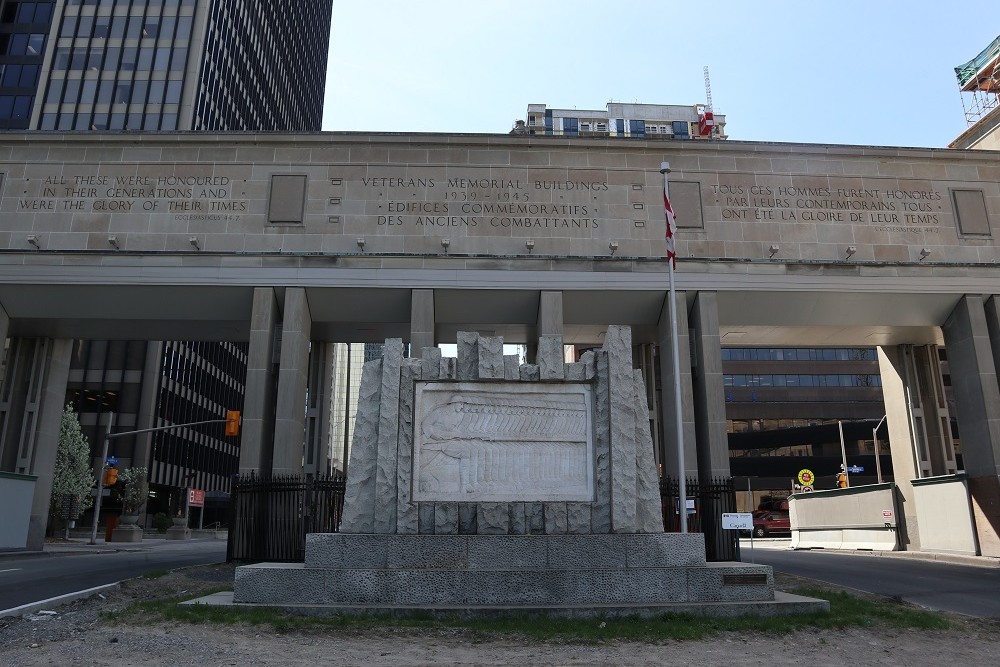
(751, 511, 790, 537)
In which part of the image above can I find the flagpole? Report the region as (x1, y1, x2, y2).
(660, 161, 687, 533)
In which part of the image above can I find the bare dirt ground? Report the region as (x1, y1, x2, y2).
(1, 564, 996, 667)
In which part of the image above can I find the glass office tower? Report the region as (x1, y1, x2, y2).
(0, 0, 333, 525)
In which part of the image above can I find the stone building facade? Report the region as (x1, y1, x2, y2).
(0, 130, 998, 554)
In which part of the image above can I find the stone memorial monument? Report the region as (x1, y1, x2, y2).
(233, 327, 826, 616)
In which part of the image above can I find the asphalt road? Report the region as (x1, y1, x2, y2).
(747, 543, 1000, 618)
(0, 538, 226, 613)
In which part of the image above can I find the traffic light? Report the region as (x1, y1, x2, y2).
(837, 472, 847, 488)
(225, 410, 240, 436)
(103, 466, 118, 486)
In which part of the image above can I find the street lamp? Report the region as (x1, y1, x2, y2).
(873, 415, 888, 484)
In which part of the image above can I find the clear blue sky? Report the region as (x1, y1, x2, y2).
(323, 1, 999, 148)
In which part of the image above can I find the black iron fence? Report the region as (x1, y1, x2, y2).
(226, 473, 346, 562)
(659, 476, 740, 562)
(228, 474, 739, 563)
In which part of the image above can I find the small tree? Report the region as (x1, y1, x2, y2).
(50, 405, 96, 530)
(115, 466, 149, 516)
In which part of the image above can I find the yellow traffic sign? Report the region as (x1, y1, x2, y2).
(797, 468, 815, 486)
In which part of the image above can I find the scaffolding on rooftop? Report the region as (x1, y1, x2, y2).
(956, 35, 1000, 125)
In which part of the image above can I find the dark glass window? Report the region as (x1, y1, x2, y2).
(1, 65, 21, 87)
(165, 79, 181, 103)
(12, 94, 32, 119)
(114, 82, 131, 104)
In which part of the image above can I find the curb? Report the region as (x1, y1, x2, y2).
(0, 582, 120, 619)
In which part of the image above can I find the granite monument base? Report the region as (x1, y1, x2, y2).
(233, 533, 828, 617)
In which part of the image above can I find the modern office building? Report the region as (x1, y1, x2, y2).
(522, 102, 727, 141)
(0, 0, 333, 527)
(0, 0, 331, 132)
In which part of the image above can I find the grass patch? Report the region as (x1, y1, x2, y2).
(106, 586, 951, 641)
(139, 570, 170, 580)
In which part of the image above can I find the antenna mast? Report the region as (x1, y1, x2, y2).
(703, 66, 714, 112)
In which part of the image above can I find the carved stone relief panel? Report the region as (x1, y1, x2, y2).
(413, 382, 594, 503)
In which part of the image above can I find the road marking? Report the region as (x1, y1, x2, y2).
(0, 581, 119, 619)
(0, 569, 21, 574)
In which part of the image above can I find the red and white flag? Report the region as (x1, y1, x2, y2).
(663, 184, 677, 269)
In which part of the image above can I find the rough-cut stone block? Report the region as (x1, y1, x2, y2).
(509, 502, 528, 534)
(591, 350, 612, 533)
(565, 362, 586, 381)
(686, 563, 775, 602)
(477, 502, 510, 534)
(503, 354, 520, 380)
(519, 364, 540, 381)
(339, 359, 382, 533)
(420, 347, 441, 380)
(478, 335, 504, 379)
(386, 535, 469, 569)
(435, 502, 459, 534)
(459, 504, 478, 534)
(548, 534, 626, 569)
(566, 503, 592, 534)
(418, 503, 435, 534)
(305, 533, 388, 568)
(467, 536, 547, 569)
(544, 502, 568, 534)
(625, 533, 705, 567)
(528, 503, 545, 534)
(373, 339, 403, 534)
(632, 370, 663, 533)
(580, 350, 596, 380)
(457, 331, 479, 380)
(234, 563, 326, 604)
(440, 357, 456, 380)
(396, 359, 421, 534)
(606, 326, 638, 533)
(538, 335, 565, 380)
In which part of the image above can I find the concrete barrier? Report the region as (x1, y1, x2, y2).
(790, 483, 900, 551)
(911, 474, 979, 555)
(0, 472, 36, 549)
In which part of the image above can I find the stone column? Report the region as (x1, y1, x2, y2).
(690, 291, 730, 480)
(0, 302, 8, 370)
(410, 289, 435, 358)
(657, 290, 697, 478)
(25, 339, 73, 551)
(304, 341, 334, 477)
(951, 295, 1000, 557)
(239, 288, 279, 475)
(530, 290, 563, 364)
(538, 290, 563, 337)
(877, 345, 922, 551)
(133, 341, 163, 521)
(273, 287, 312, 476)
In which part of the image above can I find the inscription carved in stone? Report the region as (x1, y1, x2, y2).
(413, 382, 594, 502)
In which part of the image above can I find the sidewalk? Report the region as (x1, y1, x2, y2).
(739, 537, 1000, 568)
(0, 531, 227, 559)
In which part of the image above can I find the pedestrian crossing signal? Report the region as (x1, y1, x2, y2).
(103, 466, 118, 486)
(225, 410, 240, 436)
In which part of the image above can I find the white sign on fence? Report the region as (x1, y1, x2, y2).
(722, 512, 754, 531)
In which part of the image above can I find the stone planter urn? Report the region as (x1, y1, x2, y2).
(165, 515, 192, 541)
(110, 513, 143, 543)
